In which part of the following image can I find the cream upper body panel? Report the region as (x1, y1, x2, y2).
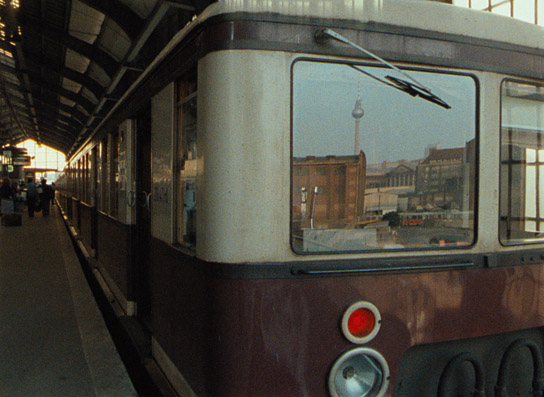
(196, 48, 519, 263)
(197, 50, 292, 263)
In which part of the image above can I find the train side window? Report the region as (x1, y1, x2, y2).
(96, 141, 103, 211)
(90, 147, 97, 207)
(102, 138, 109, 212)
(291, 60, 477, 253)
(174, 74, 197, 247)
(500, 80, 544, 244)
(110, 132, 119, 218)
(84, 154, 88, 202)
(77, 158, 81, 199)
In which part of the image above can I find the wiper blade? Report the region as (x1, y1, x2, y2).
(315, 28, 451, 110)
(386, 75, 451, 109)
(348, 65, 451, 109)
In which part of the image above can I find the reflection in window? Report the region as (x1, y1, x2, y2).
(500, 80, 544, 243)
(175, 73, 197, 247)
(96, 141, 103, 211)
(291, 61, 476, 253)
(110, 133, 119, 218)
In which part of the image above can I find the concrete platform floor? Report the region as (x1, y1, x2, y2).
(0, 204, 137, 396)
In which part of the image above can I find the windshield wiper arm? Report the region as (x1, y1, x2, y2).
(385, 75, 451, 109)
(315, 28, 451, 109)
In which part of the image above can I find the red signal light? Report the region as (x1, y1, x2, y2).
(347, 308, 376, 338)
(341, 302, 381, 344)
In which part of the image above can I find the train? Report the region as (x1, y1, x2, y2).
(55, 1, 544, 396)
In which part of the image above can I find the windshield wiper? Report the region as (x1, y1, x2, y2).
(315, 28, 451, 109)
(385, 75, 451, 109)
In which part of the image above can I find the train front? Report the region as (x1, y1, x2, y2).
(193, 1, 544, 396)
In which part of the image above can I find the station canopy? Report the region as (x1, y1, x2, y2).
(0, 0, 214, 157)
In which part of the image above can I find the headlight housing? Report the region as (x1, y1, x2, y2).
(328, 347, 390, 397)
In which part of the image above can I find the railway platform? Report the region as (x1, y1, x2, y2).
(0, 205, 137, 396)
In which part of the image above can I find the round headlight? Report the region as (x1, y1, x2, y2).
(329, 348, 390, 397)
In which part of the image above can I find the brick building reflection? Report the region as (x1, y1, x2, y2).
(292, 151, 366, 229)
(292, 140, 475, 229)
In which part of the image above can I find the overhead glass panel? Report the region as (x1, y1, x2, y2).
(453, 0, 543, 25)
(69, 0, 104, 45)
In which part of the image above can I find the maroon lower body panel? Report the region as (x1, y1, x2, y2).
(147, 239, 544, 396)
(79, 203, 94, 253)
(96, 212, 133, 300)
(70, 198, 80, 230)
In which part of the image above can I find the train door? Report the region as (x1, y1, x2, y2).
(135, 104, 153, 328)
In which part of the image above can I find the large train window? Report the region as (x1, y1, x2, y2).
(291, 60, 476, 253)
(500, 80, 544, 244)
(96, 141, 103, 211)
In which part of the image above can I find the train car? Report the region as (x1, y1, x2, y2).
(56, 1, 544, 396)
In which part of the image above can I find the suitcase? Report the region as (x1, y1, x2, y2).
(2, 213, 22, 226)
(14, 200, 24, 213)
(1, 199, 14, 214)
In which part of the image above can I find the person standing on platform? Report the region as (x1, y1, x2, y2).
(39, 179, 53, 216)
(0, 177, 14, 216)
(51, 182, 56, 206)
(25, 177, 39, 218)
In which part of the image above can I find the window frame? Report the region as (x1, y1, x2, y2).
(499, 78, 544, 246)
(290, 57, 480, 255)
(173, 71, 198, 249)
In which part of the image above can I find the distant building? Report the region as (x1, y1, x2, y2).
(292, 151, 366, 228)
(385, 163, 417, 190)
(363, 161, 418, 215)
(366, 170, 387, 189)
(366, 160, 418, 190)
(415, 147, 466, 210)
(364, 191, 398, 214)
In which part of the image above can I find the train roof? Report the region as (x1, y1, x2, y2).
(199, 0, 544, 51)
